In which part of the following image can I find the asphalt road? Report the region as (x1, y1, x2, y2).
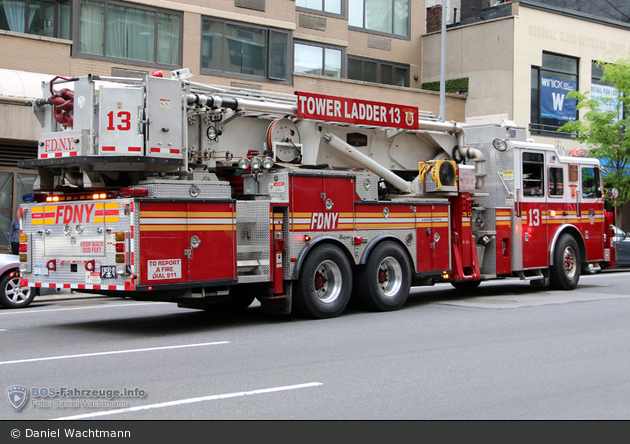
(1, 270, 630, 420)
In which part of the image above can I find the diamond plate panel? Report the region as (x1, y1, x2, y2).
(236, 200, 271, 281)
(139, 179, 232, 199)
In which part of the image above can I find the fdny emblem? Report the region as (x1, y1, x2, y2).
(405, 110, 415, 127)
(6, 385, 28, 411)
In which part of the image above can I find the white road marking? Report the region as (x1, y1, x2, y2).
(0, 301, 170, 316)
(53, 382, 324, 420)
(0, 342, 229, 366)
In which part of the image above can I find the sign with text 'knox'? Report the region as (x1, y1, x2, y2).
(540, 76, 577, 121)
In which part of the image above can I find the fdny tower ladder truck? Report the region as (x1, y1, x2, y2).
(16, 69, 610, 318)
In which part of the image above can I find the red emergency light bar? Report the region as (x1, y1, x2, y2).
(119, 187, 149, 197)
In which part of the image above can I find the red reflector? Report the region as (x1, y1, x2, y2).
(46, 260, 56, 271)
(19, 244, 28, 252)
(353, 236, 363, 245)
(115, 243, 125, 253)
(119, 187, 148, 197)
(85, 260, 95, 272)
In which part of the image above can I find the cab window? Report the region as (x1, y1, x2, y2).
(581, 166, 602, 199)
(548, 167, 564, 197)
(523, 152, 544, 197)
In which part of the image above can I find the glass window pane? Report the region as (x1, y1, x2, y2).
(364, 61, 377, 83)
(548, 167, 564, 197)
(225, 24, 266, 76)
(79, 0, 104, 55)
(348, 58, 362, 80)
(295, 43, 323, 75)
(28, 0, 55, 37)
(325, 0, 341, 14)
(296, 0, 323, 10)
(365, 0, 392, 33)
(394, 67, 406, 86)
(531, 67, 540, 123)
(106, 4, 155, 62)
(16, 174, 36, 213)
(543, 53, 578, 74)
(201, 20, 223, 71)
(324, 48, 341, 77)
(0, 172, 12, 248)
(59, 0, 71, 39)
(269, 30, 287, 79)
(157, 13, 179, 65)
(381, 64, 392, 85)
(592, 61, 604, 81)
(582, 167, 602, 198)
(522, 152, 544, 197)
(348, 0, 364, 28)
(0, 0, 26, 32)
(393, 0, 408, 36)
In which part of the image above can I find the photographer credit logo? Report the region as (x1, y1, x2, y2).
(6, 386, 28, 411)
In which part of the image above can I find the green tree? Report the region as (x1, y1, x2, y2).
(559, 58, 630, 208)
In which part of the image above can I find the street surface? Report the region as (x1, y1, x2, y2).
(1, 270, 630, 420)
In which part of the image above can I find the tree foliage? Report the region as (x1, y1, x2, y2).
(559, 58, 630, 206)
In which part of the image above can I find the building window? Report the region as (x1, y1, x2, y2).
(0, 0, 71, 39)
(348, 0, 409, 38)
(592, 61, 624, 123)
(77, 0, 181, 66)
(296, 0, 342, 16)
(201, 18, 290, 83)
(347, 56, 408, 86)
(294, 42, 343, 78)
(530, 52, 578, 137)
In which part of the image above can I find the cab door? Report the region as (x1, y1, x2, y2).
(546, 162, 571, 252)
(518, 151, 548, 269)
(579, 165, 605, 262)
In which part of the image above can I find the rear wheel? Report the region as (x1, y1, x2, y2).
(550, 234, 581, 290)
(293, 244, 352, 319)
(0, 271, 35, 308)
(354, 241, 411, 311)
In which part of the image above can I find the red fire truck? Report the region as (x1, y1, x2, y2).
(16, 69, 611, 318)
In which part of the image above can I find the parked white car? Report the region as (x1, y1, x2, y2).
(0, 254, 36, 308)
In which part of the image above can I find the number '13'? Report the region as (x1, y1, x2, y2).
(106, 111, 131, 131)
(528, 208, 541, 226)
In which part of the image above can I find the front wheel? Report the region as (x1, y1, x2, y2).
(354, 241, 411, 311)
(293, 244, 352, 319)
(0, 271, 35, 308)
(550, 234, 581, 290)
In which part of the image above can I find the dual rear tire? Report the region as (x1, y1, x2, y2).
(293, 241, 411, 318)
